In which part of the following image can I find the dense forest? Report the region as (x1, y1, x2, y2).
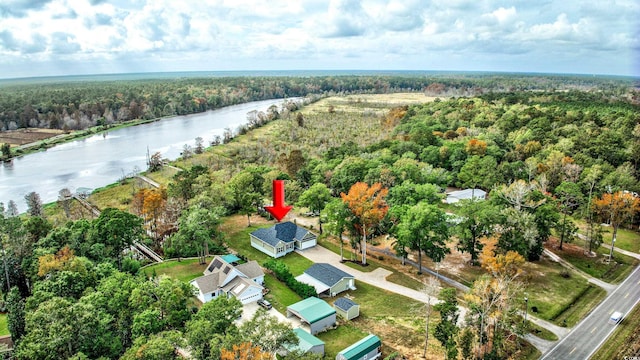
(0, 74, 636, 132)
(1, 77, 639, 359)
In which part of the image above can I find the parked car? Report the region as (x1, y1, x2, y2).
(257, 299, 272, 310)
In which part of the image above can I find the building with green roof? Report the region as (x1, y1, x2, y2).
(286, 297, 336, 335)
(283, 328, 325, 356)
(336, 334, 382, 360)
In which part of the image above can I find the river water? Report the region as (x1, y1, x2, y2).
(0, 98, 293, 210)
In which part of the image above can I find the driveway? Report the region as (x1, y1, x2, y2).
(296, 245, 442, 306)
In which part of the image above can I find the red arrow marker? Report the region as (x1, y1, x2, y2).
(264, 180, 293, 222)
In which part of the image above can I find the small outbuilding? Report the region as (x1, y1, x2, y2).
(445, 188, 486, 204)
(287, 297, 336, 335)
(296, 263, 355, 297)
(334, 297, 360, 321)
(336, 334, 382, 360)
(283, 328, 325, 356)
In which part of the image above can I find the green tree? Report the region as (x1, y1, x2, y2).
(168, 165, 208, 203)
(0, 143, 11, 160)
(228, 170, 265, 227)
(172, 204, 223, 263)
(396, 202, 450, 274)
(90, 208, 144, 269)
(554, 182, 583, 250)
(185, 296, 242, 360)
(129, 276, 194, 332)
(323, 198, 351, 261)
(297, 183, 331, 234)
(434, 288, 460, 360)
(457, 155, 498, 192)
(455, 199, 499, 265)
(238, 310, 297, 355)
(24, 191, 44, 218)
(14, 297, 121, 360)
(120, 331, 184, 360)
(6, 287, 26, 342)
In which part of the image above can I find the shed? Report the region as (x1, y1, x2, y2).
(336, 334, 382, 360)
(334, 297, 360, 320)
(445, 188, 486, 204)
(284, 328, 325, 355)
(287, 297, 336, 335)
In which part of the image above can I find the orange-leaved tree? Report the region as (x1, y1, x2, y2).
(37, 246, 76, 276)
(464, 236, 525, 358)
(592, 191, 640, 261)
(220, 342, 270, 360)
(341, 182, 388, 265)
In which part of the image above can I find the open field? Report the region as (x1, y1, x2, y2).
(0, 128, 66, 146)
(88, 177, 154, 211)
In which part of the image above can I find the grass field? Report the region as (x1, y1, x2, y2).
(89, 178, 153, 211)
(142, 256, 215, 282)
(546, 237, 639, 284)
(0, 314, 8, 336)
(591, 300, 640, 359)
(577, 222, 640, 253)
(520, 258, 601, 326)
(552, 285, 607, 327)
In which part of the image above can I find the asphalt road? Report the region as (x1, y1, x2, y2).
(541, 264, 640, 360)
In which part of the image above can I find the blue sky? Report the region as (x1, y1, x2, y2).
(0, 0, 638, 78)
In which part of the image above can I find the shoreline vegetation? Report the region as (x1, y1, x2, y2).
(1, 73, 637, 162)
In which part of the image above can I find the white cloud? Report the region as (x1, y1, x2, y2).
(0, 0, 637, 77)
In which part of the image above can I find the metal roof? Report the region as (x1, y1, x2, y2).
(287, 297, 335, 323)
(291, 328, 325, 351)
(338, 335, 381, 360)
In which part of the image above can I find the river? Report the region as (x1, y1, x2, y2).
(0, 98, 295, 210)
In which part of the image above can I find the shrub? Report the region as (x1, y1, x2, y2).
(264, 259, 317, 299)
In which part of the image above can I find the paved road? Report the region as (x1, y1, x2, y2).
(541, 264, 640, 360)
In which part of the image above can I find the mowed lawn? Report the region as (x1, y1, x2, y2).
(521, 258, 607, 327)
(142, 256, 215, 282)
(0, 314, 8, 336)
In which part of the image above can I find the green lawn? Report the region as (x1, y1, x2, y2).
(142, 256, 214, 282)
(316, 323, 368, 358)
(222, 219, 313, 275)
(591, 300, 640, 360)
(550, 244, 638, 284)
(553, 285, 607, 327)
(0, 313, 8, 336)
(263, 275, 301, 313)
(521, 259, 604, 326)
(577, 222, 640, 253)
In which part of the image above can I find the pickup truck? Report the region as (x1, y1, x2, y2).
(609, 311, 623, 324)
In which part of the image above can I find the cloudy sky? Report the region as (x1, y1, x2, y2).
(0, 0, 638, 79)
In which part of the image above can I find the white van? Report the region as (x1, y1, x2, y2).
(609, 311, 623, 324)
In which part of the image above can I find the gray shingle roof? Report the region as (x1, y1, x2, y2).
(304, 263, 354, 287)
(250, 221, 312, 247)
(334, 297, 358, 311)
(234, 260, 264, 279)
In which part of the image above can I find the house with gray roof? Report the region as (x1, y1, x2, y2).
(250, 221, 317, 258)
(296, 263, 355, 297)
(334, 297, 360, 320)
(190, 255, 264, 305)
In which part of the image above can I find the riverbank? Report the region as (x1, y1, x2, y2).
(5, 116, 179, 159)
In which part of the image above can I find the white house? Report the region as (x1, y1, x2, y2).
(445, 188, 487, 204)
(250, 221, 317, 258)
(190, 255, 265, 304)
(296, 263, 355, 297)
